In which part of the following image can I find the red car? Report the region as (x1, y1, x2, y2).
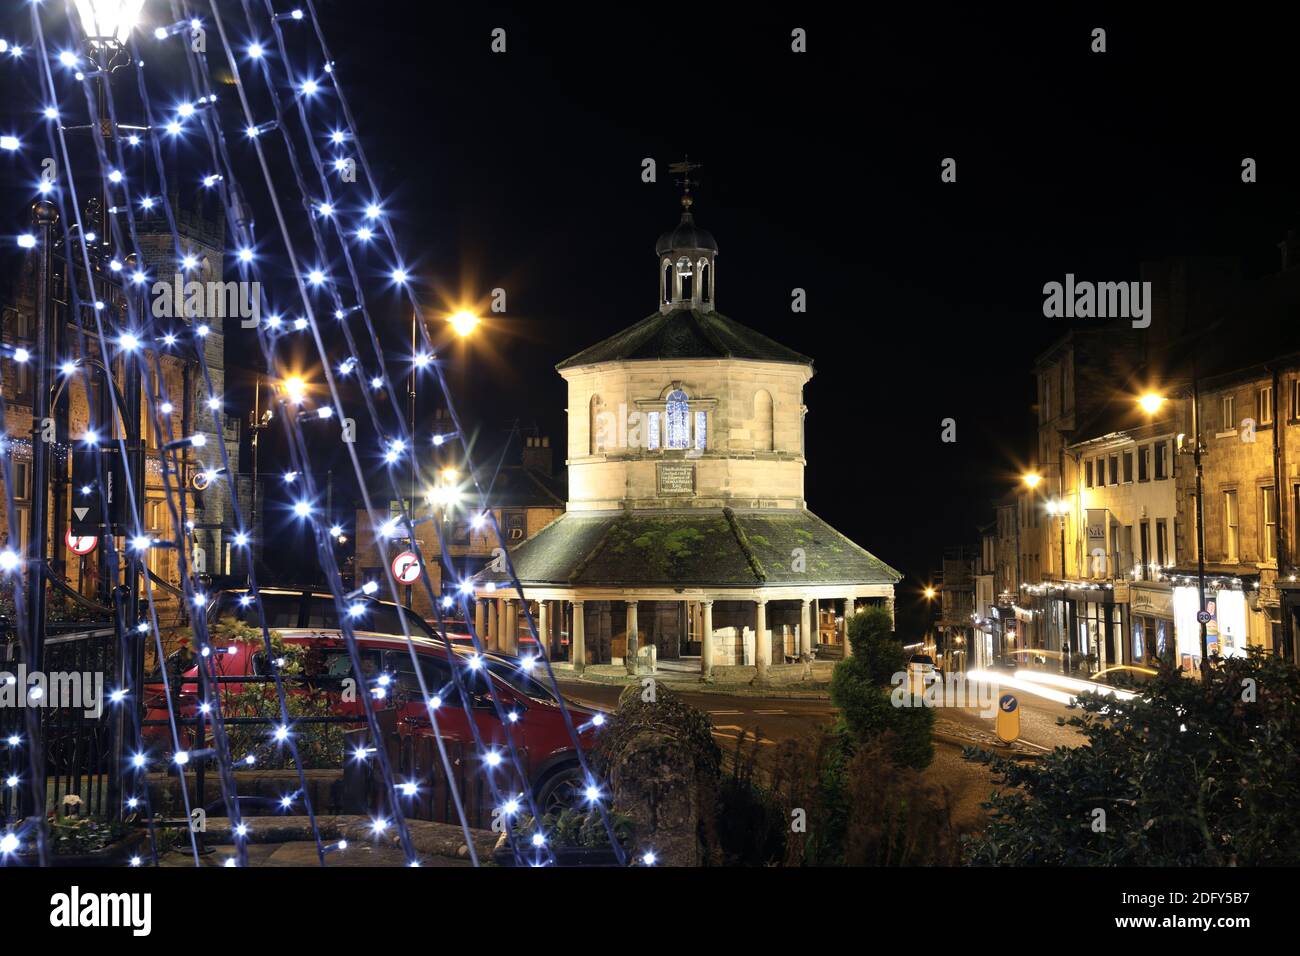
(144, 588, 602, 813)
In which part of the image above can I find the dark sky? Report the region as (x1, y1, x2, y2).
(6, 5, 1300, 632)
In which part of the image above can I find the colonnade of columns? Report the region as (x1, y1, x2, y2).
(468, 592, 870, 677)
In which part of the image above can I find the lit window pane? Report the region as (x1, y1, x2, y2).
(666, 390, 689, 449)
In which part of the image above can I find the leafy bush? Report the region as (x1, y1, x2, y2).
(513, 808, 635, 850)
(829, 610, 934, 769)
(715, 732, 789, 865)
(963, 650, 1300, 866)
(847, 606, 906, 684)
(770, 723, 958, 865)
(170, 619, 346, 769)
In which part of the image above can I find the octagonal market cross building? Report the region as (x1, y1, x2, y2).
(472, 197, 899, 679)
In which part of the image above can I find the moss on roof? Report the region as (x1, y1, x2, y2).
(556, 309, 812, 370)
(474, 508, 900, 589)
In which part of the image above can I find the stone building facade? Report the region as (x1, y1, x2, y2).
(0, 200, 241, 612)
(353, 432, 565, 620)
(1171, 362, 1295, 663)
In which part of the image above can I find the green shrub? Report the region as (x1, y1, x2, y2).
(963, 650, 1300, 866)
(771, 722, 957, 866)
(847, 606, 906, 685)
(168, 619, 346, 769)
(715, 732, 788, 865)
(830, 612, 935, 770)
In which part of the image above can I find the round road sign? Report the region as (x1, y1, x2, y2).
(391, 550, 421, 584)
(66, 527, 96, 555)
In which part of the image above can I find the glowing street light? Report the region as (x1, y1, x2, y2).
(449, 310, 479, 338)
(1022, 472, 1042, 489)
(74, 0, 145, 47)
(1138, 392, 1166, 415)
(281, 375, 307, 404)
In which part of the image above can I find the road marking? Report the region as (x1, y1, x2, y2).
(753, 709, 787, 715)
(708, 709, 743, 715)
(712, 724, 744, 732)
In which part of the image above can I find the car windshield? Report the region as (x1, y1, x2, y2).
(482, 657, 561, 704)
(211, 592, 437, 640)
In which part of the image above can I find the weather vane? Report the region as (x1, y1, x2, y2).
(669, 156, 703, 210)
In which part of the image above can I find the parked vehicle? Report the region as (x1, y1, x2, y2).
(143, 588, 601, 813)
(908, 653, 939, 684)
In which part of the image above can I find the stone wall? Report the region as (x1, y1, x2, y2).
(563, 357, 812, 512)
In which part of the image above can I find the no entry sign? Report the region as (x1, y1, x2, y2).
(391, 550, 422, 584)
(66, 527, 96, 556)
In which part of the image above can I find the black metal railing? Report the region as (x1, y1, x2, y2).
(1, 626, 117, 822)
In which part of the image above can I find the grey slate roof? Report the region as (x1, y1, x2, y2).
(474, 508, 901, 589)
(480, 465, 566, 509)
(556, 309, 813, 370)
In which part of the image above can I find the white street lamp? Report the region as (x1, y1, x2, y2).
(74, 0, 145, 47)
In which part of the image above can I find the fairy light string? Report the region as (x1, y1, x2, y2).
(33, 0, 245, 865)
(297, 0, 627, 861)
(223, 0, 547, 862)
(1, 0, 643, 866)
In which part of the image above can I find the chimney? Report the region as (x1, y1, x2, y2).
(521, 435, 552, 476)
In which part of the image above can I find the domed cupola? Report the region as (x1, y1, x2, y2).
(656, 158, 717, 314)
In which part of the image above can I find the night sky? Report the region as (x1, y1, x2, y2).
(5, 5, 1300, 634)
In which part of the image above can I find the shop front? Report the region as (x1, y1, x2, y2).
(1172, 581, 1252, 673)
(1129, 581, 1174, 668)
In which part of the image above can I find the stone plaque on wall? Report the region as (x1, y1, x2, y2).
(656, 461, 696, 496)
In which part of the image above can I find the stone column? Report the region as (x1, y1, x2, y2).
(754, 597, 769, 680)
(474, 599, 486, 645)
(842, 596, 855, 658)
(700, 600, 714, 680)
(503, 599, 518, 655)
(572, 600, 586, 669)
(487, 599, 499, 651)
(800, 598, 813, 660)
(538, 600, 550, 659)
(625, 600, 639, 674)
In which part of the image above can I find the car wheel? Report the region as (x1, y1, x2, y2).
(535, 764, 583, 817)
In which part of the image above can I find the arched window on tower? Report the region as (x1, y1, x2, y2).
(662, 261, 673, 304)
(700, 261, 711, 303)
(754, 389, 774, 452)
(665, 389, 690, 449)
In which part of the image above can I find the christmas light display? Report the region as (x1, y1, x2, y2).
(0, 0, 635, 868)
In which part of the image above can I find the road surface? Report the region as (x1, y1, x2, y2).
(553, 674, 1085, 753)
